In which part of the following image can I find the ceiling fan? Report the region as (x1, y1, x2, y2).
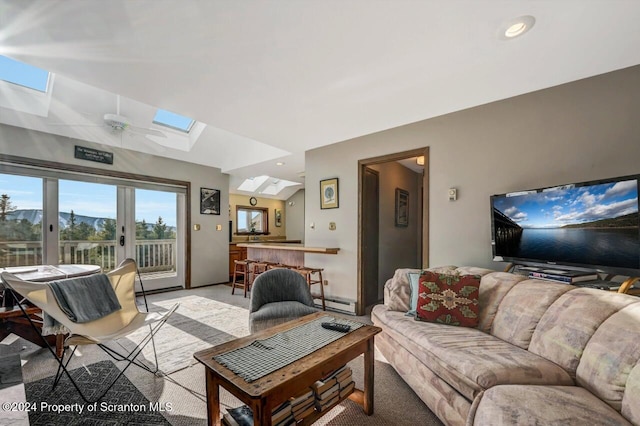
(102, 112, 166, 139)
(48, 95, 167, 140)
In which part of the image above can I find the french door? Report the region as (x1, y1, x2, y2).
(1, 169, 185, 291)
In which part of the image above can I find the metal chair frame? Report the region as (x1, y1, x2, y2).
(1, 258, 178, 403)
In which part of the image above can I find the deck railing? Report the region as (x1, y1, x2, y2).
(0, 239, 176, 273)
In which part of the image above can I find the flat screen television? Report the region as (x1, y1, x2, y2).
(490, 174, 640, 276)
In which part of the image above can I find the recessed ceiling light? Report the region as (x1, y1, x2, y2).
(276, 162, 285, 166)
(500, 15, 535, 40)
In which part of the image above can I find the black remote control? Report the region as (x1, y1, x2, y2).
(321, 322, 351, 332)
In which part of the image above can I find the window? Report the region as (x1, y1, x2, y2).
(153, 109, 196, 133)
(236, 206, 268, 234)
(0, 174, 43, 267)
(0, 55, 50, 92)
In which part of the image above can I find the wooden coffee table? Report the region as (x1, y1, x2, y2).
(194, 312, 381, 426)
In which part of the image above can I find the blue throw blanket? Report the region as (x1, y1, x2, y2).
(47, 274, 122, 324)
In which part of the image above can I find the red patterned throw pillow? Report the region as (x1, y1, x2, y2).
(415, 271, 481, 327)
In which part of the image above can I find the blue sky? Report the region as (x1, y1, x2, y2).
(0, 173, 177, 226)
(493, 179, 639, 228)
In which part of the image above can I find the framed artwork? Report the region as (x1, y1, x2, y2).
(320, 178, 339, 209)
(395, 188, 409, 227)
(200, 187, 220, 215)
(275, 208, 282, 227)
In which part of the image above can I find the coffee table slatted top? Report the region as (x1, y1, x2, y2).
(194, 312, 381, 399)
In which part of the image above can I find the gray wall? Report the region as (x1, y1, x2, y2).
(304, 65, 640, 303)
(0, 124, 229, 288)
(369, 162, 421, 300)
(285, 189, 305, 242)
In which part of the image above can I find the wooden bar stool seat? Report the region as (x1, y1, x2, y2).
(296, 266, 326, 311)
(231, 259, 253, 297)
(251, 261, 273, 284)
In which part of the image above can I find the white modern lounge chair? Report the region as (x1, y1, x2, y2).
(0, 258, 178, 402)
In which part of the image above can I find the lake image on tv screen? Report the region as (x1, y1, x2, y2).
(493, 179, 640, 270)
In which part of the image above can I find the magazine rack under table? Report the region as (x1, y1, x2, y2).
(194, 312, 381, 426)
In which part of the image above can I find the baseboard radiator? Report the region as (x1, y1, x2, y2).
(313, 296, 357, 315)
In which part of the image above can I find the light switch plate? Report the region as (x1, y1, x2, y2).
(448, 188, 457, 201)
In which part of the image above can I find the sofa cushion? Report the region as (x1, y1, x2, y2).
(576, 302, 640, 412)
(383, 265, 458, 312)
(491, 279, 573, 349)
(529, 288, 637, 379)
(472, 385, 632, 425)
(415, 271, 481, 327)
(372, 305, 573, 401)
(476, 272, 526, 334)
(622, 361, 640, 425)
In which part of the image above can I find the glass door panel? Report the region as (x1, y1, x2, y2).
(58, 180, 118, 271)
(0, 174, 43, 267)
(134, 188, 180, 290)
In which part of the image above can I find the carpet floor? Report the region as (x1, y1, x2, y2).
(5, 284, 444, 426)
(25, 360, 169, 425)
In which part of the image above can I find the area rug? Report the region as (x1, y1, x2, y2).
(118, 294, 250, 374)
(25, 360, 169, 425)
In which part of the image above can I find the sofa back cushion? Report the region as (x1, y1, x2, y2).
(477, 272, 526, 334)
(576, 302, 640, 413)
(529, 288, 637, 379)
(491, 279, 573, 349)
(383, 266, 458, 312)
(622, 360, 640, 425)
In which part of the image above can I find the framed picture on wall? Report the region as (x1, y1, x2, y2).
(320, 178, 339, 209)
(275, 208, 282, 227)
(200, 188, 220, 215)
(395, 188, 409, 227)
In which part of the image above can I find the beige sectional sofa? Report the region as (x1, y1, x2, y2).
(371, 266, 640, 426)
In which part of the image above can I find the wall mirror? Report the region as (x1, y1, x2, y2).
(236, 206, 269, 234)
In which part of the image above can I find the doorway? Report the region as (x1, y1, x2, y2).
(357, 147, 429, 315)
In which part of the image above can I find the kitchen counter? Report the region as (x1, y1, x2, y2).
(237, 243, 339, 267)
(230, 240, 302, 245)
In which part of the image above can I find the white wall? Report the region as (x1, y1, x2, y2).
(286, 189, 305, 243)
(0, 124, 229, 288)
(305, 65, 640, 303)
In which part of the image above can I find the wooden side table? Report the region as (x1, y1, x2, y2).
(194, 312, 381, 426)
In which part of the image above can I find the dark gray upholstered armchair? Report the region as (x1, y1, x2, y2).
(248, 268, 318, 333)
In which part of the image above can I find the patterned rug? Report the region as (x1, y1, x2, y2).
(25, 360, 169, 425)
(118, 294, 250, 374)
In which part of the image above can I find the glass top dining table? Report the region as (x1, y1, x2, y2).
(0, 264, 101, 283)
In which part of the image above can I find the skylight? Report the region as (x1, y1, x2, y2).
(259, 179, 301, 195)
(237, 175, 301, 195)
(0, 55, 50, 92)
(238, 176, 270, 192)
(153, 109, 196, 133)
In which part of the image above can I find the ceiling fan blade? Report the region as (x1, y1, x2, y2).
(127, 125, 167, 138)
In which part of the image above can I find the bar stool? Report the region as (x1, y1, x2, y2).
(231, 259, 253, 298)
(251, 261, 271, 285)
(296, 266, 326, 311)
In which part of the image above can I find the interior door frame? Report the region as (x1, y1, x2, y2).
(357, 147, 429, 316)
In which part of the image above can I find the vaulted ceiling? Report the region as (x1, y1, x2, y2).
(1, 1, 639, 199)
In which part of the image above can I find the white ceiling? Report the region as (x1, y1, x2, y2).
(1, 1, 640, 199)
